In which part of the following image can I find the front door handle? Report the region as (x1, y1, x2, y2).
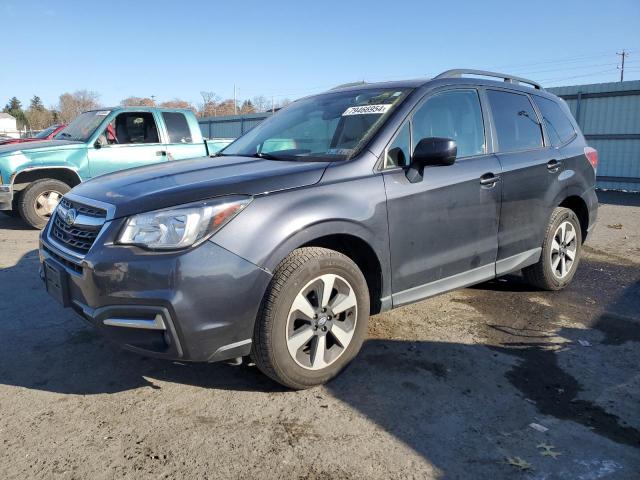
(547, 159, 561, 172)
(156, 150, 167, 157)
(480, 172, 500, 187)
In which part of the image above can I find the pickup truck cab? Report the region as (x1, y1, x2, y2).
(0, 107, 230, 228)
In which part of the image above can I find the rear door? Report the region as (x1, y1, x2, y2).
(383, 88, 502, 305)
(161, 111, 206, 160)
(485, 89, 557, 273)
(88, 111, 167, 177)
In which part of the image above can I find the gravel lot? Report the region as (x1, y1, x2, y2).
(1, 191, 639, 479)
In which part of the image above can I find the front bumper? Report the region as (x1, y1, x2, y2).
(0, 184, 12, 210)
(39, 216, 272, 363)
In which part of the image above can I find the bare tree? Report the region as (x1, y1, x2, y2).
(58, 90, 101, 123)
(198, 91, 220, 117)
(120, 96, 156, 107)
(25, 108, 53, 130)
(24, 95, 54, 130)
(251, 95, 271, 113)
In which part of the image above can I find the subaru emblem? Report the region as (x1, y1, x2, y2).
(65, 208, 77, 226)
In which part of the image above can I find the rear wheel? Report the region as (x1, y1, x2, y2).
(252, 247, 370, 389)
(523, 207, 582, 290)
(17, 179, 70, 229)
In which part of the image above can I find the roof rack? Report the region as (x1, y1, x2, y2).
(434, 69, 543, 90)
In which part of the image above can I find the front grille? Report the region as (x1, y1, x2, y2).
(59, 197, 106, 218)
(49, 198, 106, 255)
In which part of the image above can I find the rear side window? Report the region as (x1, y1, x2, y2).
(162, 112, 193, 144)
(487, 90, 543, 152)
(533, 96, 576, 147)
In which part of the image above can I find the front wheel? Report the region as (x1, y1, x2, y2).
(523, 207, 582, 290)
(17, 179, 70, 229)
(252, 247, 370, 389)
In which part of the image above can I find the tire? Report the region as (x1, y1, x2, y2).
(17, 179, 70, 229)
(252, 247, 370, 389)
(523, 207, 582, 291)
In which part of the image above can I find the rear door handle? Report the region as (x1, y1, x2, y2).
(547, 159, 561, 172)
(156, 150, 167, 157)
(480, 172, 500, 187)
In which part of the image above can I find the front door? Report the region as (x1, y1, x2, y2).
(88, 111, 167, 177)
(383, 88, 502, 306)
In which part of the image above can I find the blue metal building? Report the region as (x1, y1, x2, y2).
(549, 80, 640, 191)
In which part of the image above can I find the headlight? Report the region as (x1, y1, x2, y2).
(118, 196, 251, 250)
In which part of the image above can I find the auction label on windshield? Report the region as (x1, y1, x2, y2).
(342, 104, 392, 116)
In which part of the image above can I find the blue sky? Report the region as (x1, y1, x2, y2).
(2, 0, 639, 108)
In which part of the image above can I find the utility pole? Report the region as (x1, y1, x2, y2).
(617, 49, 629, 82)
(233, 85, 237, 115)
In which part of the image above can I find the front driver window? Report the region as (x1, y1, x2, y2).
(99, 112, 160, 145)
(412, 90, 485, 158)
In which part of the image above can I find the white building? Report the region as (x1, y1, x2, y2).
(0, 113, 19, 138)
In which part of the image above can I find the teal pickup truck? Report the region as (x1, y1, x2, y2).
(0, 107, 232, 228)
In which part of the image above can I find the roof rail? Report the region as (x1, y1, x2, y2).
(434, 69, 543, 90)
(330, 81, 368, 90)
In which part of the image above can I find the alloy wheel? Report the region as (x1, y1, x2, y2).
(286, 273, 358, 370)
(550, 220, 578, 279)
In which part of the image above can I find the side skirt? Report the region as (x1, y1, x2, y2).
(392, 264, 495, 308)
(390, 248, 542, 308)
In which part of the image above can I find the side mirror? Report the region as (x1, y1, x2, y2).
(406, 137, 457, 183)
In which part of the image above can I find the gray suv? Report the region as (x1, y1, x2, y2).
(39, 70, 598, 389)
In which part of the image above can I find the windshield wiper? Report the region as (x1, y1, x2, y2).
(252, 152, 285, 160)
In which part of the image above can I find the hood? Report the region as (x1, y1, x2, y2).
(71, 155, 330, 218)
(0, 140, 83, 156)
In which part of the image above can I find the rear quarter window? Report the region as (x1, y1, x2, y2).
(533, 96, 576, 147)
(162, 112, 193, 144)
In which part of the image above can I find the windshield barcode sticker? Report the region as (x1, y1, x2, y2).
(342, 104, 392, 116)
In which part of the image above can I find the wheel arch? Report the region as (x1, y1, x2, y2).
(559, 195, 589, 241)
(12, 167, 82, 193)
(301, 233, 384, 315)
(259, 222, 389, 316)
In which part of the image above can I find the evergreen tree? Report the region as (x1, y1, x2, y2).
(29, 95, 45, 111)
(3, 97, 26, 129)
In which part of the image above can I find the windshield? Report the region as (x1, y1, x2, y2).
(33, 125, 59, 139)
(55, 111, 110, 142)
(222, 88, 411, 160)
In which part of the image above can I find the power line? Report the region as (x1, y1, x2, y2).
(538, 68, 620, 83)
